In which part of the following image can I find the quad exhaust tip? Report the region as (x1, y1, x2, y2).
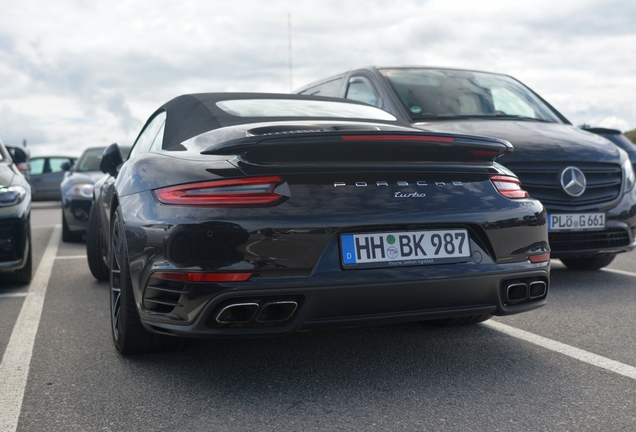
(528, 281, 547, 299)
(215, 300, 299, 324)
(503, 278, 548, 305)
(257, 301, 298, 323)
(215, 302, 259, 324)
(506, 282, 528, 302)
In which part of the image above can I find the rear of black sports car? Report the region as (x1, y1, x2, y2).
(92, 94, 550, 354)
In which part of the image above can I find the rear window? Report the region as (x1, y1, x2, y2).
(216, 99, 396, 121)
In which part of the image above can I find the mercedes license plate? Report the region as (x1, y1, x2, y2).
(341, 229, 471, 269)
(548, 213, 605, 231)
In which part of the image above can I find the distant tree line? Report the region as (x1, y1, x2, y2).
(626, 129, 636, 144)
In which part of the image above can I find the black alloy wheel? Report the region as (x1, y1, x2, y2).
(109, 206, 183, 355)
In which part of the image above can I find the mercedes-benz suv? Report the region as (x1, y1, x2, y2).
(296, 66, 636, 270)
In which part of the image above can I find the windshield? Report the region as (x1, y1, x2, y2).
(379, 68, 561, 123)
(77, 148, 106, 172)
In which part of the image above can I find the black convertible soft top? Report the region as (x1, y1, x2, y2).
(142, 93, 405, 151)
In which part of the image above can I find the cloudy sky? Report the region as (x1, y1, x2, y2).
(1, 0, 635, 157)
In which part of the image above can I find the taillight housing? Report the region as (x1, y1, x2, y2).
(155, 176, 286, 207)
(489, 175, 529, 199)
(152, 272, 252, 282)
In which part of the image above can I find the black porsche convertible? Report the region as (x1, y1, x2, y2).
(86, 93, 550, 355)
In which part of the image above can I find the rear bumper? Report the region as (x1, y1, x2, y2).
(137, 265, 549, 338)
(548, 222, 636, 259)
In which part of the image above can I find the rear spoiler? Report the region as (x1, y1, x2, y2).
(201, 130, 513, 165)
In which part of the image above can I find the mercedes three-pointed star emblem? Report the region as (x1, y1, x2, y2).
(560, 166, 586, 197)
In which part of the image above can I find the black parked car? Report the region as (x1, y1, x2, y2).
(60, 145, 130, 242)
(86, 92, 550, 355)
(296, 66, 636, 270)
(28, 155, 77, 201)
(0, 138, 32, 284)
(581, 126, 636, 167)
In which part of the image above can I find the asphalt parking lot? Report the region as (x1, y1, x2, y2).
(1, 202, 636, 431)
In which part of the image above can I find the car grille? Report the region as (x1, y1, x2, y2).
(504, 162, 622, 210)
(549, 228, 631, 251)
(0, 219, 25, 263)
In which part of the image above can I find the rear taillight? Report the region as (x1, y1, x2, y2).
(489, 175, 529, 199)
(152, 272, 252, 282)
(155, 176, 285, 206)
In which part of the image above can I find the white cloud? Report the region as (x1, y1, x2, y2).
(0, 0, 635, 154)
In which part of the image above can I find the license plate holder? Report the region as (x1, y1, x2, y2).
(341, 229, 471, 269)
(548, 213, 605, 231)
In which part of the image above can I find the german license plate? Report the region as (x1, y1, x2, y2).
(548, 213, 605, 231)
(341, 229, 471, 269)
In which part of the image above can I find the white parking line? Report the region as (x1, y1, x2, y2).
(0, 293, 29, 299)
(0, 225, 61, 432)
(483, 320, 636, 380)
(602, 267, 636, 278)
(55, 255, 87, 260)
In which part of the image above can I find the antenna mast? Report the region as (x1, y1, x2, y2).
(288, 14, 293, 92)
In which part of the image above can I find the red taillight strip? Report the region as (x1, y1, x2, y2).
(152, 272, 252, 282)
(469, 150, 501, 157)
(155, 176, 283, 206)
(341, 135, 455, 142)
(489, 175, 529, 199)
(529, 253, 550, 263)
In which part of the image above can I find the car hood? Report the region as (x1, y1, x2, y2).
(411, 120, 625, 164)
(62, 170, 106, 186)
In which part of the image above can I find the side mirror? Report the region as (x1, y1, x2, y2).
(61, 161, 72, 171)
(100, 143, 124, 177)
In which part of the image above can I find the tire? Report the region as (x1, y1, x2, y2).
(62, 211, 81, 242)
(86, 206, 109, 281)
(110, 206, 184, 355)
(11, 239, 33, 284)
(560, 254, 616, 271)
(424, 313, 492, 327)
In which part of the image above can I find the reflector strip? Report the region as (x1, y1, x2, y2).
(341, 135, 455, 142)
(152, 272, 252, 282)
(529, 253, 550, 263)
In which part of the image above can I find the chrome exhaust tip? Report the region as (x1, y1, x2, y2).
(506, 282, 528, 302)
(256, 301, 298, 323)
(528, 281, 547, 299)
(215, 302, 259, 324)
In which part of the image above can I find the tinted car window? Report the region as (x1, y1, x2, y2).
(130, 111, 167, 158)
(379, 68, 560, 122)
(150, 121, 166, 151)
(49, 157, 72, 173)
(298, 77, 343, 97)
(77, 148, 107, 172)
(346, 79, 379, 106)
(29, 158, 45, 175)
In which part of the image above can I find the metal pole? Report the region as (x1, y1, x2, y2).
(288, 14, 292, 92)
